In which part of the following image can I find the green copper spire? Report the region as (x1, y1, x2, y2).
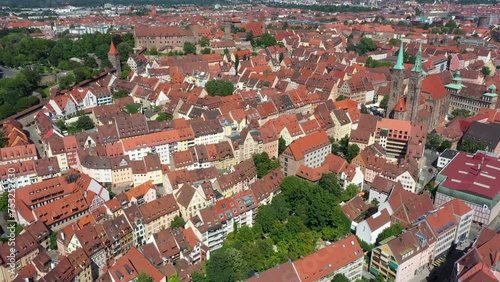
(393, 41, 404, 70)
(411, 43, 423, 73)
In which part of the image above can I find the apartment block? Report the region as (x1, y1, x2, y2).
(370, 222, 436, 282)
(280, 130, 331, 176)
(187, 190, 258, 251)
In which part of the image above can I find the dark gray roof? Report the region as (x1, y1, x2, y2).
(463, 122, 500, 149)
(439, 148, 460, 159)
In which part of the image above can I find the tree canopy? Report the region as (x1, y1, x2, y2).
(451, 109, 472, 119)
(376, 223, 403, 244)
(379, 95, 388, 109)
(74, 115, 95, 131)
(252, 152, 280, 178)
(136, 272, 154, 282)
(199, 36, 210, 47)
(346, 37, 377, 55)
(457, 139, 487, 153)
(366, 57, 392, 68)
(183, 42, 196, 55)
(205, 80, 235, 97)
(170, 216, 186, 228)
(252, 33, 278, 48)
(425, 133, 452, 153)
(0, 29, 133, 68)
(278, 137, 287, 155)
(481, 66, 491, 76)
(197, 175, 352, 281)
(331, 135, 359, 162)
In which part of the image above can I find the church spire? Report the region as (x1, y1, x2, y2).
(393, 41, 404, 70)
(411, 43, 423, 73)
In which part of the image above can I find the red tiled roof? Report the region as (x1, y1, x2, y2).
(294, 235, 363, 281)
(284, 130, 330, 160)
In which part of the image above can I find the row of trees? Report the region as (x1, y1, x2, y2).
(195, 175, 356, 282)
(425, 133, 452, 153)
(0, 29, 134, 69)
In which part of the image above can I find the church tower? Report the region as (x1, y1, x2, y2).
(406, 43, 424, 123)
(108, 41, 121, 77)
(386, 42, 405, 118)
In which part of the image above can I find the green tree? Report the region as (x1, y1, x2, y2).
(458, 139, 487, 153)
(183, 42, 196, 55)
(245, 31, 254, 42)
(0, 132, 5, 148)
(200, 47, 211, 54)
(342, 184, 360, 202)
(439, 140, 452, 152)
(148, 47, 159, 56)
(136, 272, 154, 282)
(117, 42, 133, 62)
(278, 52, 284, 63)
(357, 236, 374, 252)
(278, 137, 287, 155)
(0, 192, 8, 212)
(205, 80, 235, 96)
(14, 96, 40, 112)
(199, 36, 210, 47)
(451, 109, 472, 118)
(360, 104, 370, 114)
(253, 152, 280, 178)
(318, 173, 342, 199)
(426, 133, 443, 150)
(376, 223, 403, 244)
(168, 275, 180, 282)
(206, 247, 246, 282)
(445, 19, 458, 29)
(126, 103, 142, 114)
(49, 232, 58, 250)
(254, 33, 278, 48)
(481, 66, 491, 76)
(84, 56, 97, 68)
(332, 273, 350, 282)
(58, 73, 75, 89)
(121, 64, 131, 79)
(156, 112, 169, 121)
(171, 216, 186, 228)
(336, 95, 347, 101)
(234, 54, 240, 76)
(113, 89, 129, 99)
(346, 37, 377, 55)
(74, 115, 95, 131)
(345, 144, 360, 163)
(389, 38, 401, 46)
(379, 95, 388, 109)
(366, 57, 392, 68)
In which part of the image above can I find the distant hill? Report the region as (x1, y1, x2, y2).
(0, 0, 226, 8)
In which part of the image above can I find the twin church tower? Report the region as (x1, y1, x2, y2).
(386, 42, 425, 123)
